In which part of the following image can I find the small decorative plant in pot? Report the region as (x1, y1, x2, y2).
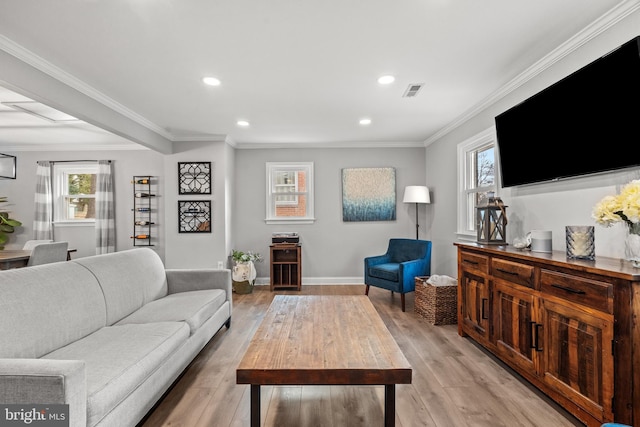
(231, 249, 263, 294)
(0, 197, 22, 249)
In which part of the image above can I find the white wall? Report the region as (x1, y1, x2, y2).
(234, 146, 427, 283)
(425, 9, 640, 278)
(163, 141, 229, 269)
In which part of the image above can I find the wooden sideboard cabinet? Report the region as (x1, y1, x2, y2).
(455, 242, 639, 427)
(270, 244, 301, 291)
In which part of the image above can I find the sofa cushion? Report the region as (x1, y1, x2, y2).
(42, 322, 189, 427)
(116, 289, 226, 335)
(73, 248, 168, 325)
(368, 263, 399, 282)
(0, 263, 106, 358)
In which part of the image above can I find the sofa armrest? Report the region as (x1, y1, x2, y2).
(166, 268, 232, 308)
(0, 359, 86, 427)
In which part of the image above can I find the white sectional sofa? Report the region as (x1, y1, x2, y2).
(0, 248, 232, 427)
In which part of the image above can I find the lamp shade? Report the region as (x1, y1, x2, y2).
(403, 186, 430, 204)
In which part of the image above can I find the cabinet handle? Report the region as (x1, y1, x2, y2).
(496, 268, 519, 277)
(534, 324, 543, 352)
(550, 284, 586, 295)
(481, 298, 489, 319)
(463, 259, 479, 265)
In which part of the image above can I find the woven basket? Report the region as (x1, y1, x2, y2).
(414, 276, 458, 325)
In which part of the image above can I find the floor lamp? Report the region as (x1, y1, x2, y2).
(403, 185, 430, 239)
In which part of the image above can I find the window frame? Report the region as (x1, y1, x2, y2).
(456, 127, 499, 239)
(53, 162, 98, 225)
(265, 162, 315, 224)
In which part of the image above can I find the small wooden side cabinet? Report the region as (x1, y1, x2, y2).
(270, 244, 301, 291)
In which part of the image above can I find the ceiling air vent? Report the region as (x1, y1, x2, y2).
(403, 83, 424, 98)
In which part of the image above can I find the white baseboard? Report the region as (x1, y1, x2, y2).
(254, 277, 363, 286)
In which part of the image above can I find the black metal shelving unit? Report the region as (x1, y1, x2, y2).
(132, 175, 155, 246)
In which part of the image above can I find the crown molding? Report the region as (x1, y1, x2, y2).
(424, 0, 640, 147)
(234, 140, 426, 150)
(0, 143, 149, 152)
(170, 134, 228, 143)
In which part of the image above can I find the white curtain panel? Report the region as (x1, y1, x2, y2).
(33, 161, 53, 240)
(95, 160, 115, 254)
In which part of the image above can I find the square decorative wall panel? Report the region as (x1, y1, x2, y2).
(341, 167, 396, 222)
(178, 162, 211, 194)
(178, 200, 211, 233)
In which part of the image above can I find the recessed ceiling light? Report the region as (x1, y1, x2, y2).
(377, 75, 395, 85)
(237, 120, 250, 127)
(202, 77, 221, 86)
(359, 118, 372, 125)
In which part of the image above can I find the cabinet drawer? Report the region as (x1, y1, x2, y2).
(540, 269, 613, 313)
(460, 251, 488, 274)
(491, 258, 534, 288)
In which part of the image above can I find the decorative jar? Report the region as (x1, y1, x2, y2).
(566, 226, 595, 260)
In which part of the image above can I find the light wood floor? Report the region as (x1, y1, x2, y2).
(140, 285, 585, 427)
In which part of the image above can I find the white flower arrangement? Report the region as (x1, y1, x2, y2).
(592, 180, 640, 232)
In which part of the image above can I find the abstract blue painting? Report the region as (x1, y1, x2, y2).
(342, 167, 396, 222)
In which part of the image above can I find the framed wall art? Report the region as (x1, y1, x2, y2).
(341, 167, 396, 222)
(178, 200, 211, 233)
(178, 162, 211, 195)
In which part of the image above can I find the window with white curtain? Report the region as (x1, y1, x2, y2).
(457, 127, 498, 238)
(53, 162, 98, 223)
(265, 162, 315, 224)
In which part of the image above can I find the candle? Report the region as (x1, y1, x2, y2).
(566, 226, 595, 260)
(572, 232, 589, 256)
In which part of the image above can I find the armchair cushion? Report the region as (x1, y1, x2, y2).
(368, 263, 399, 282)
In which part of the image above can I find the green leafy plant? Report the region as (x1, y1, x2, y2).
(231, 249, 263, 264)
(0, 197, 22, 249)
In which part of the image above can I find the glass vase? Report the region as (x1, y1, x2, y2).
(566, 226, 595, 260)
(626, 223, 640, 268)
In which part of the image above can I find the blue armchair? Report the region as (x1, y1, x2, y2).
(364, 238, 432, 311)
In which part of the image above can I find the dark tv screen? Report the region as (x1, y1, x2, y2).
(495, 36, 640, 188)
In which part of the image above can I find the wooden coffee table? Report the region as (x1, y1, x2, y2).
(236, 295, 412, 427)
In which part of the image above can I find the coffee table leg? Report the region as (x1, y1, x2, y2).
(251, 384, 260, 427)
(384, 384, 395, 427)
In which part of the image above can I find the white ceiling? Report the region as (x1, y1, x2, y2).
(0, 0, 629, 151)
(0, 86, 143, 150)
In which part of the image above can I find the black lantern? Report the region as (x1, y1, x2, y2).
(476, 196, 508, 245)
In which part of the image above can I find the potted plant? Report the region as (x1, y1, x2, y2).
(231, 249, 263, 294)
(0, 197, 22, 249)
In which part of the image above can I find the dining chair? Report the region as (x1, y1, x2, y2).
(27, 241, 69, 266)
(23, 239, 53, 250)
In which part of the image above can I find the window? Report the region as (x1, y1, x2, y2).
(53, 162, 98, 223)
(266, 162, 315, 224)
(457, 128, 497, 238)
(275, 170, 298, 205)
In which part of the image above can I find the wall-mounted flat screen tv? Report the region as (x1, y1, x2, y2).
(495, 36, 640, 188)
